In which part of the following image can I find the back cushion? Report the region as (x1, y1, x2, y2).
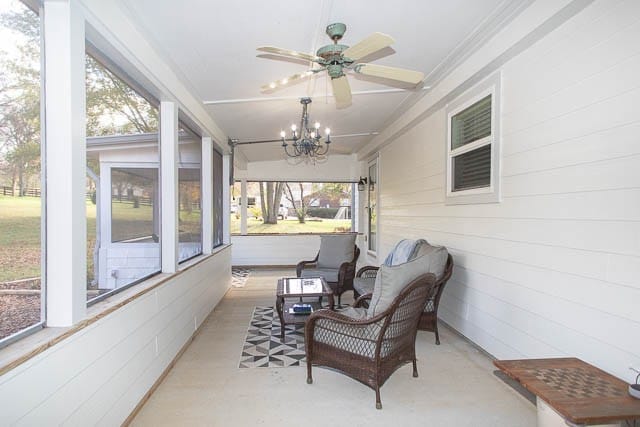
(367, 254, 431, 317)
(415, 244, 448, 279)
(317, 234, 356, 269)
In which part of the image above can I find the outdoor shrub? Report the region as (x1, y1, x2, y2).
(306, 207, 339, 219)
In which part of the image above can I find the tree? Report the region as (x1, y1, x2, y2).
(0, 6, 41, 195)
(258, 181, 285, 224)
(85, 56, 158, 136)
(283, 183, 318, 224)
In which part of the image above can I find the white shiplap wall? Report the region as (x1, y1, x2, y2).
(377, 0, 640, 381)
(0, 248, 231, 426)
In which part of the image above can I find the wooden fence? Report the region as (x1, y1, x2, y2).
(1, 186, 41, 197)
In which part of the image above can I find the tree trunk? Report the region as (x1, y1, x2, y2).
(284, 183, 306, 224)
(259, 182, 268, 222)
(18, 167, 24, 197)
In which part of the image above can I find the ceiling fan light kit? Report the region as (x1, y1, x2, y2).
(257, 23, 425, 107)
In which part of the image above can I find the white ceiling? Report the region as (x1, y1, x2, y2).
(120, 0, 513, 163)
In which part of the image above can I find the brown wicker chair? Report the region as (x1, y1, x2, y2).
(296, 245, 360, 306)
(355, 254, 453, 345)
(305, 273, 437, 409)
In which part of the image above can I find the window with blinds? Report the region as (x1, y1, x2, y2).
(449, 94, 493, 193)
(451, 95, 492, 150)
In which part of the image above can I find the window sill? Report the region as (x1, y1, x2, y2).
(0, 244, 231, 377)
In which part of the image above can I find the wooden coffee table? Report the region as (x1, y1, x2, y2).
(494, 358, 640, 426)
(275, 277, 334, 341)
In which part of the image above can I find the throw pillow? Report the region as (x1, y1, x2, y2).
(366, 254, 431, 317)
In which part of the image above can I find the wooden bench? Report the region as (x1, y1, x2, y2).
(494, 358, 640, 426)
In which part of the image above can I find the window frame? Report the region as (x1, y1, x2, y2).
(367, 157, 379, 256)
(445, 72, 502, 205)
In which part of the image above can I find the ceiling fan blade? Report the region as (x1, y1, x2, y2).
(331, 76, 352, 107)
(354, 63, 424, 85)
(257, 46, 322, 63)
(261, 70, 316, 91)
(342, 32, 395, 61)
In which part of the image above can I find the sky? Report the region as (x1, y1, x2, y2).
(0, 0, 31, 59)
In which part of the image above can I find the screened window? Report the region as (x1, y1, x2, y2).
(231, 181, 353, 235)
(212, 149, 223, 247)
(446, 74, 501, 204)
(178, 166, 202, 262)
(85, 49, 160, 303)
(110, 168, 159, 243)
(0, 0, 43, 345)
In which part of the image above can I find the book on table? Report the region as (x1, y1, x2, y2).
(288, 303, 313, 314)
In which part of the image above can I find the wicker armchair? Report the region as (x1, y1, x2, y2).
(296, 245, 360, 306)
(355, 254, 453, 345)
(305, 273, 437, 409)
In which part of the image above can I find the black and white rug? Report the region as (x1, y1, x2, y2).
(238, 306, 306, 368)
(231, 267, 251, 288)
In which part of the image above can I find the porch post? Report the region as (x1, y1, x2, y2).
(222, 154, 231, 244)
(160, 101, 179, 273)
(44, 0, 86, 326)
(201, 136, 213, 254)
(240, 179, 248, 235)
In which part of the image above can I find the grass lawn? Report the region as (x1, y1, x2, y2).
(0, 195, 97, 283)
(0, 195, 42, 282)
(230, 215, 352, 234)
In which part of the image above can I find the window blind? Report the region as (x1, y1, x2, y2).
(452, 144, 491, 191)
(451, 94, 492, 150)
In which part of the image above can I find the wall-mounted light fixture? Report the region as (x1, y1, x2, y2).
(358, 177, 368, 192)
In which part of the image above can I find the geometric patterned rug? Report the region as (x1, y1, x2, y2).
(238, 306, 306, 368)
(231, 267, 251, 288)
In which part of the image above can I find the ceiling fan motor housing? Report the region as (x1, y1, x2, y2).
(316, 44, 350, 61)
(325, 22, 346, 41)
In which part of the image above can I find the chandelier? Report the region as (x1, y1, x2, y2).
(280, 97, 331, 161)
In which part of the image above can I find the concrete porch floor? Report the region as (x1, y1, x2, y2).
(131, 268, 536, 426)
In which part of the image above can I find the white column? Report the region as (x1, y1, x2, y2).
(201, 136, 213, 254)
(44, 0, 86, 326)
(160, 101, 178, 273)
(222, 154, 231, 244)
(240, 179, 248, 235)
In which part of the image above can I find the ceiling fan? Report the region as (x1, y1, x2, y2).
(257, 23, 425, 108)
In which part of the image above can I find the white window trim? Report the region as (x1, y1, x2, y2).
(367, 156, 379, 256)
(445, 71, 502, 205)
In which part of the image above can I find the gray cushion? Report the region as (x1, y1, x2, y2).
(300, 267, 339, 283)
(415, 243, 448, 279)
(316, 234, 356, 269)
(367, 254, 432, 317)
(353, 276, 375, 296)
(337, 306, 368, 320)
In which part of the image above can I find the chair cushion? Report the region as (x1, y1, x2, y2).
(353, 276, 375, 296)
(337, 306, 368, 320)
(316, 234, 356, 269)
(367, 254, 432, 317)
(383, 238, 429, 266)
(300, 267, 339, 283)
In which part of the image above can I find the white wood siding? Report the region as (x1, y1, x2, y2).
(231, 234, 366, 267)
(378, 0, 640, 381)
(0, 248, 231, 426)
